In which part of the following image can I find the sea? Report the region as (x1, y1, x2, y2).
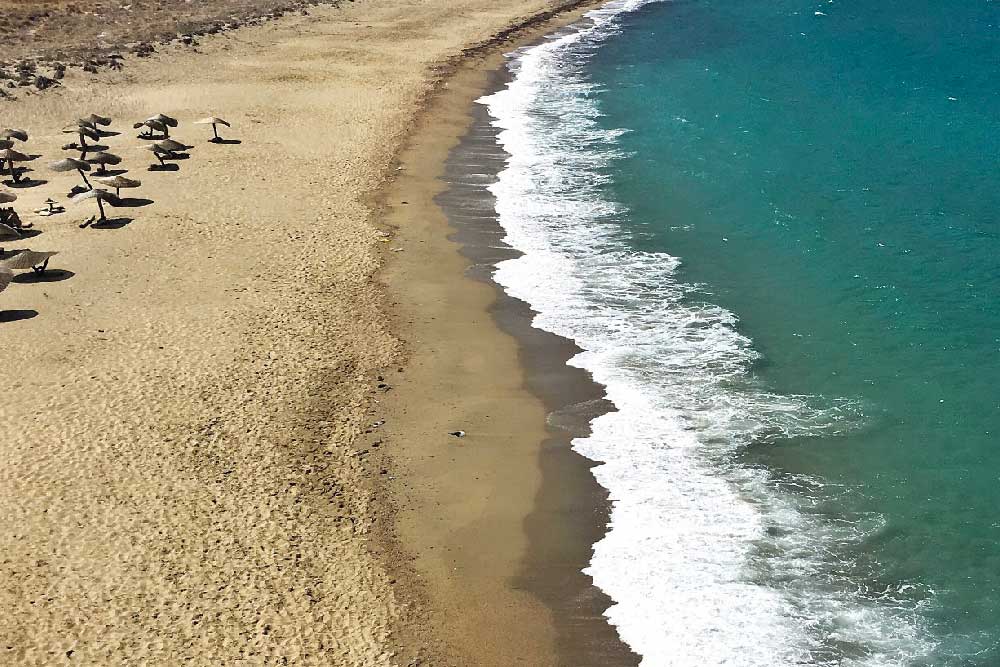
(479, 0, 1000, 664)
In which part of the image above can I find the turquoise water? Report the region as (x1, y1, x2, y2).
(585, 0, 999, 662)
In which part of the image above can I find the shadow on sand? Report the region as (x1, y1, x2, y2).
(5, 177, 47, 189)
(112, 197, 154, 208)
(14, 269, 75, 284)
(89, 216, 133, 230)
(3, 228, 44, 241)
(0, 309, 38, 323)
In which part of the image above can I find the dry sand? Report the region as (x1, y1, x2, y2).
(0, 0, 613, 665)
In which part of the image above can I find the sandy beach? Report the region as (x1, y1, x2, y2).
(0, 1, 619, 665)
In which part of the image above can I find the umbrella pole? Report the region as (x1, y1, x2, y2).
(96, 198, 106, 222)
(212, 124, 219, 141)
(78, 169, 91, 188)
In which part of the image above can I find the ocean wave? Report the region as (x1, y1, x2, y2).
(480, 1, 936, 665)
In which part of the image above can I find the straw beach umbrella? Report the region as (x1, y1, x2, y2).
(148, 113, 178, 132)
(0, 148, 30, 184)
(63, 123, 100, 148)
(156, 138, 188, 153)
(0, 222, 20, 241)
(144, 143, 174, 166)
(86, 151, 122, 175)
(0, 249, 58, 273)
(71, 187, 114, 222)
(134, 118, 167, 139)
(0, 191, 16, 228)
(93, 174, 140, 197)
(194, 116, 231, 142)
(0, 267, 13, 295)
(135, 114, 176, 138)
(84, 113, 112, 127)
(2, 128, 28, 142)
(153, 140, 184, 155)
(51, 157, 93, 189)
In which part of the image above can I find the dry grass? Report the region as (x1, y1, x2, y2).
(0, 0, 334, 65)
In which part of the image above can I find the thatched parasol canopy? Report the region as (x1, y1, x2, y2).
(144, 143, 173, 166)
(0, 223, 20, 240)
(157, 139, 187, 153)
(195, 116, 231, 127)
(51, 157, 93, 188)
(0, 149, 31, 183)
(93, 174, 140, 196)
(50, 157, 91, 173)
(71, 187, 114, 221)
(0, 250, 58, 271)
(148, 113, 178, 128)
(86, 151, 122, 174)
(0, 149, 29, 163)
(194, 116, 232, 142)
(84, 113, 112, 127)
(1, 128, 28, 142)
(63, 124, 100, 146)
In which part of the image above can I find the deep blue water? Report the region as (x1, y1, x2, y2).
(583, 0, 999, 662)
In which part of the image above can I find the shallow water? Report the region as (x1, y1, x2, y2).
(482, 0, 1000, 664)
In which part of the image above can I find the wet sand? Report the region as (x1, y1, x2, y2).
(382, 22, 638, 666)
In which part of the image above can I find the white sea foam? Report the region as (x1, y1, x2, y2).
(479, 1, 936, 665)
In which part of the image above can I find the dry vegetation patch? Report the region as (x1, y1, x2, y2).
(0, 0, 337, 97)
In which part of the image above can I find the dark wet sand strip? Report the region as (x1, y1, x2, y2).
(383, 14, 639, 666)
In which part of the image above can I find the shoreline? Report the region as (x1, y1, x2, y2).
(381, 6, 637, 665)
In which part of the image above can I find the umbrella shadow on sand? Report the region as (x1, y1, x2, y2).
(148, 163, 179, 172)
(6, 177, 47, 189)
(112, 197, 154, 208)
(88, 216, 133, 230)
(211, 138, 242, 145)
(4, 228, 43, 241)
(14, 269, 74, 284)
(0, 309, 38, 322)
